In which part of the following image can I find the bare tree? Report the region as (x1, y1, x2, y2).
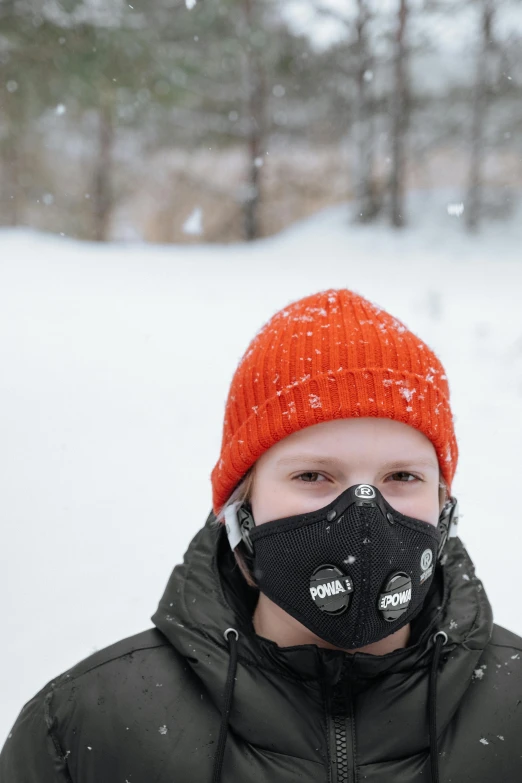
(465, 0, 495, 232)
(240, 0, 266, 242)
(352, 0, 380, 223)
(1, 108, 23, 226)
(92, 104, 114, 242)
(389, 0, 409, 228)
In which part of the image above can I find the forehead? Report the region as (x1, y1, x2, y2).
(259, 417, 438, 468)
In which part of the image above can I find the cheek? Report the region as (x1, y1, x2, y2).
(250, 477, 279, 526)
(390, 491, 440, 527)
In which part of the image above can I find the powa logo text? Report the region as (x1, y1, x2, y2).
(309, 565, 354, 615)
(379, 588, 412, 610)
(378, 572, 412, 622)
(310, 579, 349, 601)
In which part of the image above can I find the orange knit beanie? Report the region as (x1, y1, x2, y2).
(211, 289, 458, 514)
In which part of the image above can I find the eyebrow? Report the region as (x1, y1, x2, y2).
(276, 455, 439, 470)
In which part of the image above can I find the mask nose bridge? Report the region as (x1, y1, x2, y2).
(356, 498, 391, 525)
(352, 500, 389, 534)
(332, 484, 395, 523)
(335, 498, 388, 545)
(339, 489, 390, 528)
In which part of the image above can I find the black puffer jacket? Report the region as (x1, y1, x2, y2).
(2, 514, 522, 783)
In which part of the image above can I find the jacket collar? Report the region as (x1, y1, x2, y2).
(152, 515, 493, 681)
(152, 513, 493, 684)
(152, 514, 494, 763)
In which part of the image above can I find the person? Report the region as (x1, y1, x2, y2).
(1, 288, 521, 783)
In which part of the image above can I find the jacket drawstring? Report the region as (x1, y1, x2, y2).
(428, 631, 448, 783)
(212, 628, 239, 783)
(212, 627, 447, 783)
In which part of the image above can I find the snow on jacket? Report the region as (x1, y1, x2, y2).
(1, 513, 522, 783)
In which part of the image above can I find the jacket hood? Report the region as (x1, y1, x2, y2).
(152, 514, 493, 687)
(151, 514, 494, 774)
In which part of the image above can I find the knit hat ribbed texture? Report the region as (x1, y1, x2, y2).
(211, 289, 458, 514)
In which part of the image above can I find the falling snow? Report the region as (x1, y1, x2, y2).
(447, 203, 465, 217)
(3, 198, 522, 740)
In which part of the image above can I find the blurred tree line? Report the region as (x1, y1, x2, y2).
(0, 0, 521, 242)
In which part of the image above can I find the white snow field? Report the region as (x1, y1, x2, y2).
(1, 191, 522, 742)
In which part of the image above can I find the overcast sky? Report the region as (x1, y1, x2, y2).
(282, 0, 522, 54)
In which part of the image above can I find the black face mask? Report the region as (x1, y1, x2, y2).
(228, 484, 458, 650)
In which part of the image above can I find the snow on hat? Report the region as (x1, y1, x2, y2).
(211, 289, 458, 514)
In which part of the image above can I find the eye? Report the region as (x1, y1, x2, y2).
(294, 472, 328, 483)
(387, 472, 420, 483)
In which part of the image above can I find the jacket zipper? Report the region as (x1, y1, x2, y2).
(328, 679, 355, 783)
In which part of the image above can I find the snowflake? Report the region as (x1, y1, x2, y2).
(447, 202, 464, 217)
(309, 394, 322, 409)
(399, 387, 416, 402)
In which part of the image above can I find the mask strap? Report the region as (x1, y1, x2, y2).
(224, 502, 242, 550)
(437, 496, 459, 559)
(224, 503, 256, 554)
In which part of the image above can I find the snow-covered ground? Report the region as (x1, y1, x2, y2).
(1, 190, 522, 743)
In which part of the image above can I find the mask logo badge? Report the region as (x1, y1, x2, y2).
(420, 548, 434, 584)
(378, 573, 412, 622)
(354, 484, 376, 499)
(309, 565, 354, 615)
